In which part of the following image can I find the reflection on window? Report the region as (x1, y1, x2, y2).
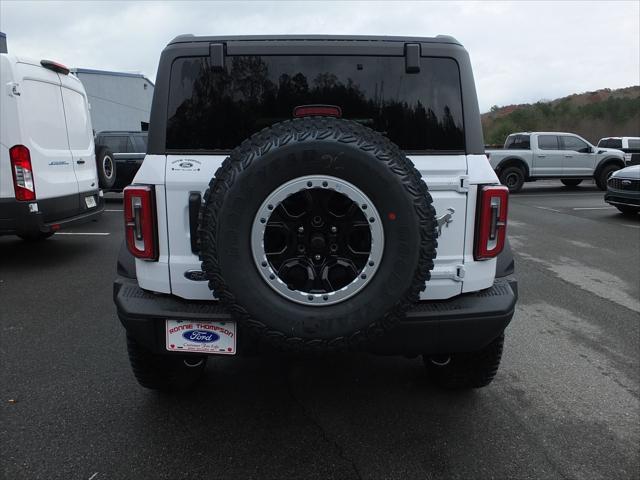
(167, 55, 465, 152)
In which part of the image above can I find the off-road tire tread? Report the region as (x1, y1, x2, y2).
(198, 117, 438, 352)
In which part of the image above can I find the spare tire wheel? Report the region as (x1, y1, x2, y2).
(199, 117, 438, 351)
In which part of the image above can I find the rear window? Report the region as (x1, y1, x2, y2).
(504, 134, 530, 150)
(99, 135, 133, 153)
(133, 135, 148, 152)
(166, 55, 465, 152)
(598, 138, 623, 148)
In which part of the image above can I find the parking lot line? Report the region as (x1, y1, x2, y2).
(56, 232, 111, 236)
(105, 209, 123, 212)
(534, 206, 562, 213)
(622, 224, 640, 229)
(572, 207, 614, 210)
(514, 193, 603, 198)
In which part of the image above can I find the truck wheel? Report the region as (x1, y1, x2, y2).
(499, 167, 525, 193)
(595, 164, 620, 190)
(561, 179, 582, 187)
(17, 231, 55, 241)
(199, 117, 438, 352)
(96, 146, 117, 190)
(126, 335, 207, 391)
(423, 334, 504, 389)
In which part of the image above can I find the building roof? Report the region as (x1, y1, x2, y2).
(72, 67, 154, 87)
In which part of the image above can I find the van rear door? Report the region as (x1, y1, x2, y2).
(59, 74, 98, 195)
(15, 60, 79, 203)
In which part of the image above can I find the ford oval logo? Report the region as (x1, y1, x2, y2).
(182, 330, 220, 343)
(184, 270, 208, 281)
(179, 161, 194, 168)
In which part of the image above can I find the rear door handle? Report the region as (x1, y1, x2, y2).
(564, 155, 573, 158)
(537, 155, 546, 158)
(76, 160, 85, 164)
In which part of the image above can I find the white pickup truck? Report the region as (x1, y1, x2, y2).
(487, 132, 627, 192)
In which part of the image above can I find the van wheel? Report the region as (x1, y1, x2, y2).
(18, 231, 55, 241)
(423, 334, 504, 389)
(96, 146, 117, 190)
(561, 179, 582, 187)
(126, 335, 207, 391)
(595, 164, 620, 190)
(499, 166, 525, 193)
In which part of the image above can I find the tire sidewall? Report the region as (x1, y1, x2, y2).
(211, 138, 426, 340)
(499, 167, 524, 193)
(597, 164, 619, 190)
(96, 147, 117, 189)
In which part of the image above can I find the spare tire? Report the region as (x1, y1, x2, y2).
(199, 117, 437, 351)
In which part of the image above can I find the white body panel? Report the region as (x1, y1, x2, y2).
(134, 153, 501, 301)
(0, 54, 97, 201)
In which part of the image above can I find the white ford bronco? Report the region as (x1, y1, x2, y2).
(113, 35, 517, 391)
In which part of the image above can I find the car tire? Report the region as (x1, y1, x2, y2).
(96, 146, 117, 190)
(561, 179, 583, 187)
(499, 166, 525, 193)
(17, 231, 55, 241)
(198, 117, 438, 352)
(423, 334, 504, 389)
(595, 164, 620, 190)
(126, 335, 207, 391)
(616, 205, 639, 215)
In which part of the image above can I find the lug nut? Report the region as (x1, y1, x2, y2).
(298, 226, 304, 233)
(314, 254, 321, 261)
(330, 226, 337, 233)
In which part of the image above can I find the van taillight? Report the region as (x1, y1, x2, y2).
(124, 186, 158, 260)
(474, 185, 509, 260)
(10, 145, 36, 201)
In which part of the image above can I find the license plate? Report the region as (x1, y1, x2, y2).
(85, 195, 97, 208)
(166, 320, 236, 355)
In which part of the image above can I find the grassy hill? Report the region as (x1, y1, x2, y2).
(482, 86, 640, 146)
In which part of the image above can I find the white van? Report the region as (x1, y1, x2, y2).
(0, 54, 103, 240)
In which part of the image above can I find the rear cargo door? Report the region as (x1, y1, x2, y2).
(162, 46, 470, 301)
(411, 155, 467, 299)
(59, 74, 98, 195)
(15, 61, 79, 202)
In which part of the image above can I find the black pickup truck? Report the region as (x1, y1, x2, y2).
(95, 131, 147, 190)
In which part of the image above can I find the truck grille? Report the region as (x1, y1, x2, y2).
(608, 177, 640, 191)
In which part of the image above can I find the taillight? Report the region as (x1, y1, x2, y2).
(474, 185, 509, 260)
(10, 145, 36, 201)
(124, 186, 158, 260)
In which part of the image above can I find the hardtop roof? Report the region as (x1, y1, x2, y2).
(168, 34, 461, 46)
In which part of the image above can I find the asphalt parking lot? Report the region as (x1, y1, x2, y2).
(1, 180, 638, 480)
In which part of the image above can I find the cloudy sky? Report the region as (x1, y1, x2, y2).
(1, 1, 638, 112)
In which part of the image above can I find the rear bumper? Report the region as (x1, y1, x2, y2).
(114, 276, 517, 356)
(0, 190, 104, 236)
